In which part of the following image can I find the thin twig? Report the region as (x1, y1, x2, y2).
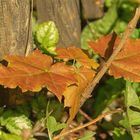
(79, 109, 92, 121)
(80, 5, 140, 107)
(32, 120, 46, 134)
(53, 108, 123, 140)
(33, 132, 48, 137)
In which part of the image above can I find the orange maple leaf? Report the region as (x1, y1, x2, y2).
(0, 48, 98, 121)
(0, 50, 77, 101)
(89, 34, 140, 82)
(56, 46, 99, 69)
(56, 47, 99, 121)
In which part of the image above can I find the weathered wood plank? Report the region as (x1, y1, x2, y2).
(81, 0, 104, 19)
(36, 0, 81, 48)
(0, 0, 32, 105)
(0, 0, 32, 60)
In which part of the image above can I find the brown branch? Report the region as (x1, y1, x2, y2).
(53, 108, 123, 140)
(79, 109, 93, 121)
(80, 5, 140, 107)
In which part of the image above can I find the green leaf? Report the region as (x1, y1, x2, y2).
(125, 81, 140, 125)
(118, 0, 137, 22)
(113, 128, 132, 140)
(78, 132, 96, 140)
(0, 110, 32, 135)
(130, 29, 140, 39)
(47, 116, 66, 139)
(35, 21, 59, 55)
(104, 0, 114, 7)
(133, 133, 140, 140)
(123, 81, 140, 140)
(114, 19, 127, 34)
(0, 131, 22, 140)
(119, 117, 129, 129)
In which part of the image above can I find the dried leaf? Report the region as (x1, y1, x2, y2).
(63, 66, 96, 122)
(56, 47, 98, 120)
(89, 34, 140, 82)
(0, 48, 98, 121)
(56, 47, 99, 69)
(0, 50, 76, 100)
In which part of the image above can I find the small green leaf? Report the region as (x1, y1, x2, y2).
(123, 81, 140, 140)
(0, 111, 32, 135)
(36, 21, 59, 54)
(46, 116, 66, 140)
(125, 81, 140, 125)
(47, 116, 66, 134)
(113, 128, 132, 140)
(105, 0, 114, 7)
(131, 29, 140, 39)
(119, 117, 129, 129)
(78, 132, 96, 140)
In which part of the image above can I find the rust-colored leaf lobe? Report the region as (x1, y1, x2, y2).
(89, 34, 140, 82)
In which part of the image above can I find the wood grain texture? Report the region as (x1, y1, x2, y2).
(0, 0, 32, 60)
(81, 0, 104, 19)
(36, 0, 81, 48)
(0, 0, 32, 105)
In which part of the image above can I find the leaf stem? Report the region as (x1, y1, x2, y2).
(79, 109, 93, 121)
(53, 109, 123, 140)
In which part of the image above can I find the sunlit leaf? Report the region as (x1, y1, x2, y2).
(0, 50, 76, 101)
(125, 81, 140, 125)
(36, 21, 59, 54)
(56, 46, 99, 69)
(89, 34, 140, 82)
(0, 111, 32, 135)
(47, 116, 66, 140)
(63, 66, 96, 122)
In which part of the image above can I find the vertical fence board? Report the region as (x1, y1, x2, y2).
(36, 0, 81, 48)
(0, 0, 32, 60)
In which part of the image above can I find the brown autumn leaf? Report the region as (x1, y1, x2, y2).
(0, 48, 98, 121)
(89, 34, 140, 82)
(0, 50, 77, 101)
(63, 66, 96, 122)
(56, 46, 99, 69)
